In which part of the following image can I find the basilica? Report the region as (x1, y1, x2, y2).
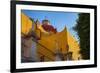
(21, 12, 81, 62)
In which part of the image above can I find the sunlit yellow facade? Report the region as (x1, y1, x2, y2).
(21, 13, 33, 35)
(37, 26, 81, 61)
(21, 12, 81, 62)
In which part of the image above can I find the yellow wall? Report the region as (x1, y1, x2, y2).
(37, 26, 81, 61)
(67, 29, 80, 60)
(21, 13, 32, 35)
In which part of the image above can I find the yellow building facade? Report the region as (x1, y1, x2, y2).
(21, 12, 81, 62)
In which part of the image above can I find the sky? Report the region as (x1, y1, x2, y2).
(22, 10, 79, 42)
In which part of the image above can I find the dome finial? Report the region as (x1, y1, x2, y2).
(45, 16, 47, 20)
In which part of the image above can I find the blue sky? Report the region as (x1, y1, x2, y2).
(22, 10, 79, 42)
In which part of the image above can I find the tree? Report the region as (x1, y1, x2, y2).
(73, 13, 90, 59)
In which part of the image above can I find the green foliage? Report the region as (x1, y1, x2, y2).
(74, 13, 90, 59)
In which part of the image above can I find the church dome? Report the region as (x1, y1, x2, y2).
(42, 19, 57, 33)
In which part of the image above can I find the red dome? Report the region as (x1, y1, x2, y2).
(42, 24, 57, 33)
